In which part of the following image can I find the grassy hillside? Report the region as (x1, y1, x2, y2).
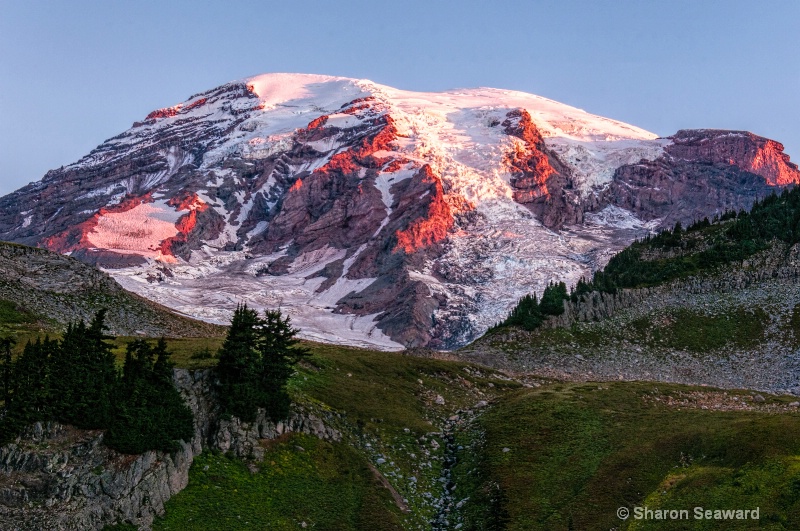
(133, 341, 800, 530)
(452, 382, 800, 530)
(155, 343, 523, 530)
(156, 435, 406, 531)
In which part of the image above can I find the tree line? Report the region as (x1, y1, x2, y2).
(216, 304, 309, 423)
(493, 281, 569, 331)
(587, 188, 800, 294)
(0, 310, 193, 454)
(497, 188, 800, 332)
(0, 304, 307, 454)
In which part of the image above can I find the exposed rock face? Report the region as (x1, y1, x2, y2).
(2, 74, 798, 349)
(0, 369, 342, 530)
(602, 130, 800, 227)
(667, 130, 800, 186)
(0, 423, 194, 531)
(501, 109, 583, 228)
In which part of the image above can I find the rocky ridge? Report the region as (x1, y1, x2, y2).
(462, 242, 800, 394)
(0, 369, 340, 530)
(0, 241, 221, 337)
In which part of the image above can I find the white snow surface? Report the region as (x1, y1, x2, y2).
(88, 200, 183, 262)
(111, 246, 403, 351)
(64, 73, 670, 350)
(585, 205, 662, 231)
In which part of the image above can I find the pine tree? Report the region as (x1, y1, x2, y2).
(216, 304, 263, 422)
(539, 281, 568, 316)
(0, 337, 57, 443)
(51, 310, 117, 428)
(498, 293, 544, 331)
(105, 338, 193, 454)
(258, 309, 309, 422)
(216, 304, 308, 423)
(0, 311, 194, 454)
(0, 336, 15, 403)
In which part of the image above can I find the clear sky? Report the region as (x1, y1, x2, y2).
(1, 0, 799, 197)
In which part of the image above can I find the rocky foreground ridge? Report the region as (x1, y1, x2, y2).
(462, 242, 800, 394)
(2, 73, 798, 349)
(0, 370, 340, 530)
(0, 241, 221, 337)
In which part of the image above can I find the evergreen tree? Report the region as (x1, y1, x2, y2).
(216, 304, 264, 422)
(258, 309, 309, 422)
(502, 294, 544, 331)
(51, 310, 116, 428)
(539, 281, 569, 316)
(105, 338, 193, 454)
(11, 337, 56, 420)
(0, 310, 194, 454)
(216, 304, 308, 423)
(0, 336, 15, 403)
(0, 337, 57, 442)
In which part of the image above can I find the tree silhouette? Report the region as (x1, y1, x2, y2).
(216, 304, 308, 423)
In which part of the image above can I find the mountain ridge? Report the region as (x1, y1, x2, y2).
(0, 240, 222, 338)
(1, 73, 798, 349)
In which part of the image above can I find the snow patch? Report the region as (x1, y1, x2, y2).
(585, 205, 661, 230)
(87, 200, 182, 261)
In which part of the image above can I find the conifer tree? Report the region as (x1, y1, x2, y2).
(216, 304, 264, 422)
(539, 281, 569, 316)
(0, 337, 56, 442)
(216, 304, 308, 423)
(51, 310, 116, 428)
(105, 338, 193, 454)
(0, 311, 194, 454)
(503, 294, 543, 331)
(11, 337, 56, 421)
(259, 309, 309, 422)
(0, 336, 15, 403)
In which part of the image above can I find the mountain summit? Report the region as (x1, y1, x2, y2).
(2, 73, 798, 348)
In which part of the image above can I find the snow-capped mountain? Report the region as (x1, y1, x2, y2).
(2, 73, 799, 349)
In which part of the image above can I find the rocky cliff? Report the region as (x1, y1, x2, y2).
(603, 130, 800, 227)
(2, 74, 798, 349)
(0, 369, 341, 530)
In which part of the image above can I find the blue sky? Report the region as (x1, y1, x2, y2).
(1, 0, 798, 197)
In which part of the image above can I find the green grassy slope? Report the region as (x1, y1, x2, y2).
(156, 434, 405, 531)
(141, 341, 800, 530)
(155, 343, 521, 530)
(452, 382, 800, 530)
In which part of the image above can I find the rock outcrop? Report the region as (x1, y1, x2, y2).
(602, 130, 800, 227)
(0, 369, 341, 530)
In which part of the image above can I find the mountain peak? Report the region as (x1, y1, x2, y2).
(1, 74, 797, 349)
